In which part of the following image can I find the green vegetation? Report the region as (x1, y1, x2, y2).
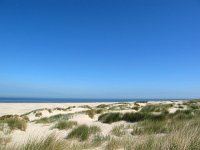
(132, 106, 140, 111)
(132, 120, 168, 135)
(80, 105, 92, 109)
(90, 134, 108, 147)
(35, 114, 69, 124)
(132, 120, 200, 150)
(0, 117, 27, 131)
(98, 112, 167, 123)
(140, 104, 172, 113)
(52, 120, 77, 130)
(98, 113, 122, 123)
(99, 109, 200, 124)
(67, 124, 101, 141)
(35, 112, 42, 117)
(96, 104, 110, 109)
(105, 137, 123, 150)
(15, 134, 68, 150)
(3, 101, 200, 150)
(111, 124, 126, 137)
(0, 134, 11, 146)
(86, 109, 96, 119)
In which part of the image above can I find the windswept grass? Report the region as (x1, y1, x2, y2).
(35, 114, 69, 124)
(35, 112, 42, 117)
(86, 109, 96, 119)
(105, 137, 123, 150)
(99, 108, 200, 124)
(52, 120, 77, 130)
(0, 133, 11, 146)
(67, 124, 101, 141)
(0, 117, 27, 131)
(15, 134, 68, 150)
(132, 120, 168, 135)
(99, 112, 167, 123)
(98, 113, 122, 123)
(140, 104, 172, 113)
(132, 119, 200, 150)
(96, 104, 110, 109)
(111, 124, 126, 137)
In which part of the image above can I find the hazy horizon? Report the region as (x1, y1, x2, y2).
(1, 0, 200, 99)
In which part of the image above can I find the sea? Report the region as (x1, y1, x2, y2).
(0, 97, 188, 103)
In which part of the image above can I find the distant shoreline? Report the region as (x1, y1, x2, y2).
(0, 97, 190, 103)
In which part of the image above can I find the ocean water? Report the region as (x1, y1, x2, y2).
(0, 97, 187, 103)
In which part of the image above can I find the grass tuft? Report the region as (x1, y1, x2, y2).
(67, 124, 101, 141)
(52, 120, 77, 130)
(0, 117, 27, 131)
(35, 114, 69, 124)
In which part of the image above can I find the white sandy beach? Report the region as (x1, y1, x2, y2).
(0, 100, 188, 149)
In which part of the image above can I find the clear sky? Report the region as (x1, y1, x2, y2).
(0, 0, 200, 99)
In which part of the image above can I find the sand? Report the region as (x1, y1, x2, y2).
(0, 100, 186, 146)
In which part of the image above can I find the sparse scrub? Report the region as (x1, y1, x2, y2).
(0, 117, 27, 131)
(170, 109, 194, 120)
(90, 134, 108, 147)
(47, 109, 52, 113)
(189, 104, 200, 110)
(108, 106, 121, 111)
(132, 106, 140, 111)
(15, 134, 68, 150)
(105, 137, 123, 150)
(35, 114, 69, 124)
(0, 133, 11, 146)
(98, 113, 122, 123)
(122, 112, 146, 122)
(132, 120, 168, 135)
(67, 124, 101, 141)
(95, 109, 104, 114)
(141, 104, 172, 113)
(35, 112, 42, 117)
(111, 124, 126, 137)
(81, 105, 92, 110)
(96, 104, 109, 109)
(86, 109, 95, 119)
(98, 112, 167, 123)
(53, 120, 77, 130)
(89, 125, 101, 134)
(132, 119, 200, 150)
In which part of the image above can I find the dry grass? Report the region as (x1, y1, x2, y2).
(111, 124, 126, 137)
(0, 117, 27, 131)
(67, 124, 101, 141)
(2, 101, 200, 150)
(35, 114, 70, 124)
(52, 120, 78, 130)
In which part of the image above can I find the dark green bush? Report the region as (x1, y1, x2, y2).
(98, 113, 122, 123)
(67, 124, 100, 141)
(122, 112, 146, 122)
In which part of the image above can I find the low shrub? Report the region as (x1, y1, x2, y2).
(53, 121, 77, 130)
(0, 117, 27, 131)
(16, 134, 68, 150)
(98, 113, 122, 123)
(35, 114, 69, 124)
(35, 112, 42, 117)
(141, 104, 172, 113)
(105, 137, 122, 150)
(67, 124, 101, 141)
(86, 110, 95, 119)
(98, 112, 167, 124)
(111, 124, 126, 137)
(96, 104, 109, 109)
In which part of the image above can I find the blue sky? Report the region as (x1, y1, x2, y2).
(0, 0, 200, 99)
